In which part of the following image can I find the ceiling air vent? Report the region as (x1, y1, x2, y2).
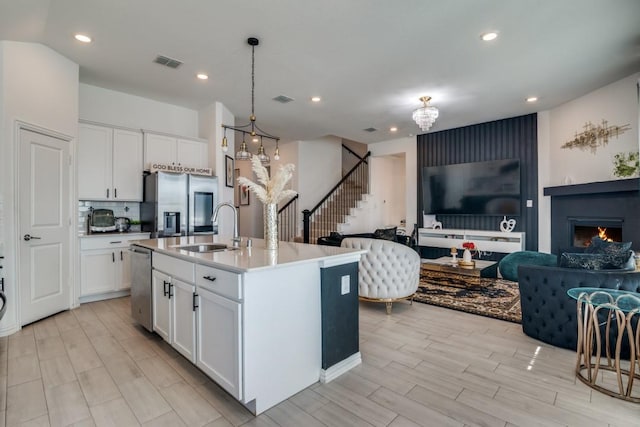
(153, 55, 183, 69)
(272, 95, 295, 104)
(363, 127, 377, 132)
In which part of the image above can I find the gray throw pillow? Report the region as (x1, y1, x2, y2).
(560, 251, 634, 270)
(585, 237, 632, 255)
(560, 253, 606, 270)
(373, 227, 397, 242)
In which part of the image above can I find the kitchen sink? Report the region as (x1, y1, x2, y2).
(176, 243, 236, 253)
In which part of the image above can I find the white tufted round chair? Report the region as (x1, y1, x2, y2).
(341, 237, 420, 314)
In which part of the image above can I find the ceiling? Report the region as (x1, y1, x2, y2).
(1, 0, 639, 144)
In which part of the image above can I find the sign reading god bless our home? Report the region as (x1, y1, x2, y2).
(150, 163, 213, 176)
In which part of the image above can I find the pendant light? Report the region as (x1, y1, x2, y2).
(256, 136, 270, 164)
(221, 37, 280, 162)
(273, 140, 280, 161)
(236, 134, 251, 161)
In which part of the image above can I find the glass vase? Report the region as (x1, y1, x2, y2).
(264, 203, 278, 250)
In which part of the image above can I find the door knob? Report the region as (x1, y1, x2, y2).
(23, 234, 41, 241)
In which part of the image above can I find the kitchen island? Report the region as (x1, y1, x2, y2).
(132, 235, 364, 415)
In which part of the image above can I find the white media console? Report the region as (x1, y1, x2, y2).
(418, 228, 526, 254)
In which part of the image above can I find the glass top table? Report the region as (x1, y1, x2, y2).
(567, 287, 640, 402)
(567, 287, 640, 313)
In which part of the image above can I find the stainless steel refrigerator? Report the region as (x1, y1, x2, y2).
(141, 172, 218, 237)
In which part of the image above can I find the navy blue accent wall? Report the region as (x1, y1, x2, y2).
(417, 113, 538, 251)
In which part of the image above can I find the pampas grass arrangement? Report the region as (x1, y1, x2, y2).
(237, 156, 297, 205)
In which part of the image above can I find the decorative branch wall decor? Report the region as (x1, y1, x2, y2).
(561, 119, 631, 153)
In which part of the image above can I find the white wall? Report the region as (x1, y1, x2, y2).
(368, 155, 406, 229)
(79, 83, 199, 137)
(0, 41, 79, 334)
(198, 102, 237, 240)
(297, 136, 343, 213)
(537, 111, 552, 252)
(546, 72, 639, 186)
(367, 137, 417, 229)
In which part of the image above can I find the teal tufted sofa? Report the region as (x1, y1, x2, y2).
(498, 251, 558, 281)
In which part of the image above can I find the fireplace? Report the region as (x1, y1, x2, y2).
(569, 218, 623, 247)
(544, 179, 640, 253)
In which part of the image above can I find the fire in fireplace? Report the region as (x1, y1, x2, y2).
(573, 225, 623, 247)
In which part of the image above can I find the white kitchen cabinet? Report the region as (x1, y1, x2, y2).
(172, 279, 197, 363)
(144, 132, 208, 170)
(152, 269, 172, 343)
(79, 233, 150, 301)
(152, 253, 197, 361)
(112, 129, 144, 200)
(144, 133, 175, 168)
(78, 123, 143, 201)
(80, 249, 117, 296)
(196, 286, 242, 400)
(118, 248, 132, 290)
(177, 138, 208, 169)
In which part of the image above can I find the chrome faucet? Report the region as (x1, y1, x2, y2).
(212, 202, 241, 247)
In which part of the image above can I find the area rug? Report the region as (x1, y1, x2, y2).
(414, 266, 522, 323)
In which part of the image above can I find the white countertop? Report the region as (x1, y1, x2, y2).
(132, 235, 364, 273)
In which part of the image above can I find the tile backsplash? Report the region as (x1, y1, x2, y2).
(78, 201, 141, 234)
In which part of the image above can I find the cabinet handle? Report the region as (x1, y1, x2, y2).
(120, 250, 123, 261)
(193, 293, 199, 311)
(1, 278, 4, 292)
(112, 252, 115, 263)
(106, 188, 109, 198)
(168, 283, 174, 299)
(202, 275, 216, 282)
(109, 241, 122, 244)
(114, 188, 117, 198)
(163, 280, 169, 297)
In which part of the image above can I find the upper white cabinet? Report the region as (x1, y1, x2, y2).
(78, 123, 143, 201)
(144, 133, 208, 170)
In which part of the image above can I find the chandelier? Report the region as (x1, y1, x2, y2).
(412, 96, 439, 131)
(221, 37, 280, 164)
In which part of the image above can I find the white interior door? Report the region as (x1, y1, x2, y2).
(19, 128, 70, 325)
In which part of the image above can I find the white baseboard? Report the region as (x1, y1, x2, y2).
(79, 289, 130, 304)
(320, 352, 362, 383)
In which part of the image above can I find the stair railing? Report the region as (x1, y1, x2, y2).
(278, 194, 299, 242)
(302, 151, 371, 243)
(342, 144, 368, 163)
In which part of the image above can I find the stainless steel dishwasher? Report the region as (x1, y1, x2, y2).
(130, 245, 153, 331)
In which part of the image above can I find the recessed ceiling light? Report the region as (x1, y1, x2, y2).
(196, 73, 209, 80)
(311, 96, 321, 102)
(390, 127, 398, 132)
(74, 34, 92, 43)
(526, 96, 538, 103)
(480, 32, 498, 41)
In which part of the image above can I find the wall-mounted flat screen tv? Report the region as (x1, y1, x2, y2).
(422, 159, 521, 216)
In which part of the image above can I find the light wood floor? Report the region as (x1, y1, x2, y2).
(0, 298, 638, 427)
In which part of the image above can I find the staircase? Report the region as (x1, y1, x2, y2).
(303, 152, 370, 243)
(308, 177, 369, 243)
(336, 194, 375, 234)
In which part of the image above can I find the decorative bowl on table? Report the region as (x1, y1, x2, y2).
(457, 260, 475, 268)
